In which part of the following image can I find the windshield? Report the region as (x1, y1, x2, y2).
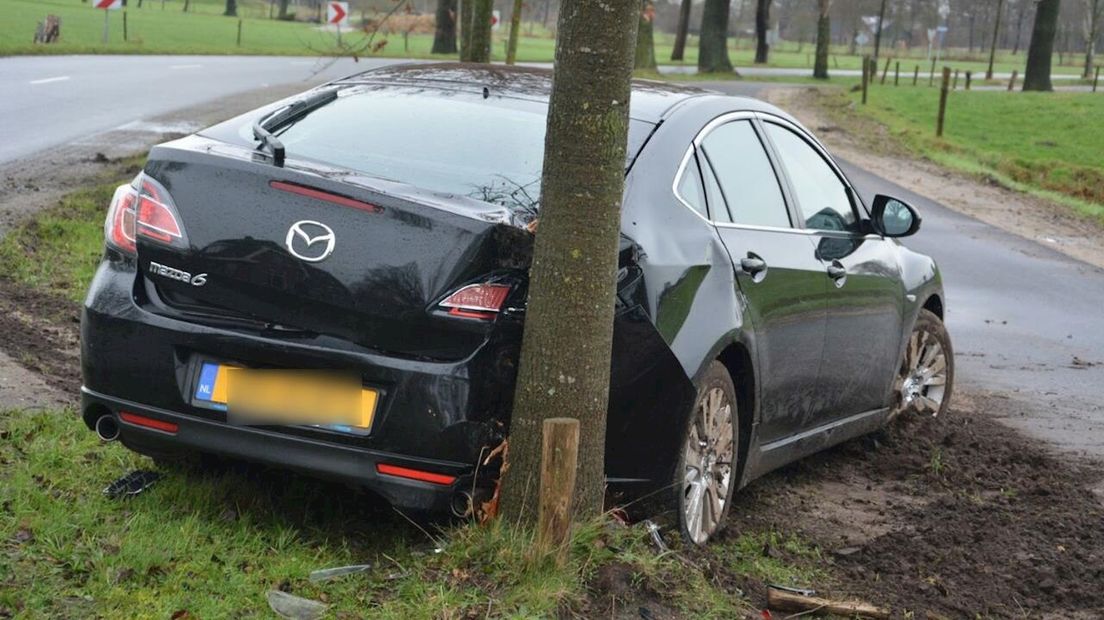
(202, 85, 654, 214)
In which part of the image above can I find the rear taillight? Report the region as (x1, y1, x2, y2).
(104, 174, 187, 256)
(438, 283, 511, 320)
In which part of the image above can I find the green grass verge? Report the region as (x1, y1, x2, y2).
(0, 0, 1088, 77)
(841, 84, 1104, 223)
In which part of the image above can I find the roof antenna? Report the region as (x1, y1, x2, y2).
(482, 86, 490, 99)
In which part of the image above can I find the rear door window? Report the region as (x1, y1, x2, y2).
(699, 120, 791, 229)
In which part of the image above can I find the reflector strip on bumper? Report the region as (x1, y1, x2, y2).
(119, 411, 179, 434)
(376, 463, 457, 485)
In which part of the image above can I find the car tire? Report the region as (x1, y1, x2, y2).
(890, 308, 954, 421)
(675, 360, 739, 545)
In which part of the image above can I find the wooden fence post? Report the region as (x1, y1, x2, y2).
(937, 67, 952, 137)
(861, 55, 870, 105)
(236, 19, 242, 47)
(965, 70, 972, 90)
(913, 64, 919, 85)
(881, 57, 891, 84)
(952, 68, 959, 90)
(929, 58, 937, 86)
(1008, 69, 1018, 91)
(894, 61, 900, 85)
(1094, 66, 1100, 93)
(536, 418, 580, 564)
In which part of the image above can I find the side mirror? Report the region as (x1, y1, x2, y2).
(871, 195, 921, 237)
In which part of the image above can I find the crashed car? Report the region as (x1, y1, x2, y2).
(81, 64, 953, 544)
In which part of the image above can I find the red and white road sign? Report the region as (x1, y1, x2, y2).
(93, 0, 123, 9)
(491, 10, 501, 30)
(327, 1, 349, 26)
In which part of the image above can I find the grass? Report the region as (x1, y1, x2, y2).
(0, 0, 1088, 77)
(842, 84, 1104, 223)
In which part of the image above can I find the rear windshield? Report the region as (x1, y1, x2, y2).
(202, 85, 655, 213)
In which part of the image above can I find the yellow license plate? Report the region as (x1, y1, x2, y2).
(194, 362, 377, 432)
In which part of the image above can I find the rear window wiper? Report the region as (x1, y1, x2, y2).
(252, 88, 340, 167)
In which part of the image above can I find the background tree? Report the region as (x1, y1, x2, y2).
(224, 0, 237, 17)
(814, 0, 831, 79)
(1084, 0, 1104, 77)
(277, 0, 290, 20)
(872, 0, 888, 61)
(1024, 0, 1062, 90)
(498, 0, 639, 523)
(987, 0, 1005, 79)
(670, 0, 692, 61)
(754, 0, 770, 63)
(635, 1, 657, 70)
(467, 0, 494, 62)
(432, 0, 458, 54)
(460, 0, 474, 60)
(699, 0, 734, 72)
(506, 0, 524, 64)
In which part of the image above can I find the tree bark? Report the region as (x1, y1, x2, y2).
(754, 0, 770, 64)
(698, 0, 733, 72)
(1084, 0, 1103, 78)
(1012, 0, 1027, 54)
(432, 0, 458, 54)
(224, 0, 237, 17)
(670, 0, 692, 61)
(987, 0, 1004, 79)
(460, 0, 474, 59)
(497, 0, 638, 525)
(506, 0, 524, 64)
(1023, 0, 1061, 91)
(813, 0, 831, 79)
(635, 1, 657, 70)
(467, 0, 493, 62)
(277, 0, 289, 19)
(872, 0, 888, 62)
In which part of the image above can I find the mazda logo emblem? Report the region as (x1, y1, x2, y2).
(285, 220, 336, 262)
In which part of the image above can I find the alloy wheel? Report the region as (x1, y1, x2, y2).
(681, 386, 735, 544)
(894, 328, 949, 418)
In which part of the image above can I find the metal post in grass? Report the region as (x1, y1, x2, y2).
(914, 65, 920, 85)
(894, 61, 900, 85)
(236, 19, 242, 47)
(1009, 70, 1018, 90)
(862, 55, 870, 105)
(930, 58, 937, 86)
(881, 57, 891, 84)
(536, 418, 579, 565)
(965, 71, 972, 90)
(937, 67, 952, 137)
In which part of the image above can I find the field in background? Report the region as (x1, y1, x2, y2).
(844, 85, 1104, 222)
(0, 0, 1088, 77)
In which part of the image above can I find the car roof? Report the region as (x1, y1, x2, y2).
(332, 62, 761, 124)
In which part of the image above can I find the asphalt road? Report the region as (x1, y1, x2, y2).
(1, 57, 1101, 460)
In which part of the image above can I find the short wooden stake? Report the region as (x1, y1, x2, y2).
(937, 67, 952, 137)
(965, 70, 972, 90)
(913, 64, 919, 85)
(861, 55, 870, 105)
(1008, 69, 1018, 91)
(953, 68, 959, 90)
(929, 58, 937, 86)
(880, 57, 891, 84)
(894, 61, 900, 85)
(1094, 66, 1100, 92)
(236, 19, 242, 47)
(536, 418, 579, 564)
(123, 11, 128, 41)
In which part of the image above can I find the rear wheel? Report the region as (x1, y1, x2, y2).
(676, 361, 739, 545)
(890, 309, 954, 421)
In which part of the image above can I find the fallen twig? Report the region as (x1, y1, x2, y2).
(767, 587, 890, 619)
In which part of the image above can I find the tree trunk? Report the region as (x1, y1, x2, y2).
(497, 0, 638, 526)
(872, 0, 888, 62)
(1084, 0, 1103, 78)
(670, 0, 692, 61)
(468, 0, 493, 62)
(987, 0, 1004, 79)
(460, 0, 474, 59)
(1012, 0, 1027, 54)
(506, 0, 524, 63)
(278, 0, 289, 19)
(1023, 0, 1061, 91)
(432, 0, 458, 54)
(813, 0, 831, 79)
(224, 0, 237, 17)
(754, 0, 770, 64)
(699, 0, 733, 72)
(635, 1, 657, 70)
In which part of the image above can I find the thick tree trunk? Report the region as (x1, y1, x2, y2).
(506, 0, 523, 64)
(635, 1, 657, 70)
(224, 0, 237, 17)
(1023, 0, 1061, 91)
(987, 0, 1004, 79)
(467, 0, 493, 62)
(432, 0, 458, 54)
(277, 0, 289, 19)
(670, 0, 692, 61)
(813, 0, 831, 79)
(754, 0, 769, 64)
(460, 0, 474, 59)
(497, 0, 638, 525)
(698, 0, 733, 72)
(872, 0, 888, 62)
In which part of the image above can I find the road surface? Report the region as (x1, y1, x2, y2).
(0, 56, 1100, 460)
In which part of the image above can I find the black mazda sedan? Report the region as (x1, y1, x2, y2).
(81, 64, 952, 544)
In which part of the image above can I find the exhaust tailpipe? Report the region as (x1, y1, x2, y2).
(95, 415, 120, 442)
(450, 488, 494, 519)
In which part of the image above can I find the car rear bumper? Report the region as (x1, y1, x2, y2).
(81, 387, 473, 514)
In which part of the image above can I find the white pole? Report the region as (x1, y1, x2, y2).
(102, 8, 110, 45)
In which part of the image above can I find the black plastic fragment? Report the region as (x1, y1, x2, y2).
(102, 470, 162, 499)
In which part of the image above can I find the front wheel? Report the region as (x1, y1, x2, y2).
(890, 308, 954, 421)
(676, 361, 739, 545)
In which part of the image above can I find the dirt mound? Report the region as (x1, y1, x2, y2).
(0, 277, 81, 398)
(728, 392, 1104, 617)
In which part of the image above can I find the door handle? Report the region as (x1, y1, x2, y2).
(827, 261, 847, 287)
(740, 254, 768, 283)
